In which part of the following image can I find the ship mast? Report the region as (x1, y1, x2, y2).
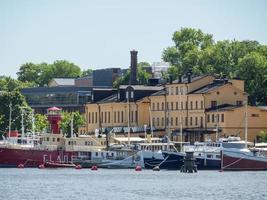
(179, 87, 183, 152)
(245, 101, 248, 149)
(8, 103, 12, 138)
(127, 92, 130, 146)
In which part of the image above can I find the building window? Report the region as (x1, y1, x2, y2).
(176, 102, 179, 110)
(186, 101, 188, 109)
(152, 103, 155, 110)
(121, 111, 123, 123)
(195, 117, 198, 126)
(207, 114, 210, 123)
(117, 111, 120, 123)
(181, 102, 183, 110)
(176, 87, 179, 95)
(135, 110, 138, 122)
(212, 114, 215, 123)
(162, 117, 164, 126)
(152, 118, 155, 126)
(114, 112, 116, 123)
(200, 117, 203, 127)
(175, 117, 178, 126)
(95, 112, 98, 123)
(201, 101, 204, 109)
(88, 112, 91, 123)
(236, 101, 243, 106)
(108, 112, 110, 123)
(216, 114, 219, 123)
(221, 114, 224, 122)
(190, 101, 193, 110)
(180, 87, 183, 95)
(171, 102, 173, 110)
(211, 101, 217, 108)
(185, 117, 188, 126)
(157, 103, 159, 110)
(170, 117, 173, 126)
(166, 102, 169, 110)
(104, 112, 107, 123)
(251, 114, 259, 117)
(195, 101, 198, 110)
(157, 117, 160, 126)
(161, 102, 164, 110)
(190, 117, 193, 126)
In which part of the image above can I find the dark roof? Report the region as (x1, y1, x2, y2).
(21, 86, 112, 94)
(119, 85, 163, 90)
(97, 94, 118, 104)
(206, 104, 242, 112)
(150, 89, 166, 96)
(171, 75, 210, 84)
(190, 81, 229, 94)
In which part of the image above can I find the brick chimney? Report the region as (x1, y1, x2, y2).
(129, 50, 138, 85)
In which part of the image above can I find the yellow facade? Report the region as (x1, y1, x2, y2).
(81, 99, 150, 134)
(79, 75, 267, 143)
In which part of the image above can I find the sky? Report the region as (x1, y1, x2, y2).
(0, 0, 267, 78)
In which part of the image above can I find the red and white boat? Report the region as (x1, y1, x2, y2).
(221, 148, 267, 171)
(0, 107, 105, 168)
(221, 103, 267, 171)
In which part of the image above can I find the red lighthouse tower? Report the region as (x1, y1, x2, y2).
(47, 107, 62, 134)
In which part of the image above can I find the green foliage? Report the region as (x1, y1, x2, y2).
(60, 111, 85, 137)
(259, 131, 267, 142)
(17, 60, 82, 87)
(0, 91, 32, 136)
(113, 62, 152, 87)
(162, 27, 267, 105)
(34, 114, 49, 133)
(82, 69, 93, 77)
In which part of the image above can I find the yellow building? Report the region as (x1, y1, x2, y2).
(80, 72, 267, 143)
(149, 73, 267, 143)
(80, 85, 162, 136)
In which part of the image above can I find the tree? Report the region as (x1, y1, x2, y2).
(0, 91, 32, 137)
(162, 27, 214, 75)
(237, 52, 267, 105)
(82, 69, 93, 77)
(60, 111, 85, 137)
(17, 60, 82, 87)
(34, 114, 49, 133)
(113, 62, 152, 87)
(17, 63, 40, 85)
(259, 131, 267, 142)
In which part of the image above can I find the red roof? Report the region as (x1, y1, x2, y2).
(47, 106, 61, 111)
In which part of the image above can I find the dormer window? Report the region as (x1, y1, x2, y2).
(130, 91, 134, 98)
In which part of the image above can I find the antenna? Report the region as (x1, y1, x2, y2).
(8, 103, 12, 138)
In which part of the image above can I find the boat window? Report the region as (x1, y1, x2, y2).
(47, 137, 49, 141)
(53, 138, 55, 142)
(207, 154, 212, 158)
(111, 153, 114, 157)
(216, 155, 221, 158)
(57, 138, 60, 142)
(95, 152, 98, 156)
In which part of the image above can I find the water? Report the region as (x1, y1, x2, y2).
(0, 169, 266, 200)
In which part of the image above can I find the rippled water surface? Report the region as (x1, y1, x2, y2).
(0, 169, 266, 200)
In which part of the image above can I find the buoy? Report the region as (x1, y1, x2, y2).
(91, 165, 98, 170)
(38, 164, 45, 169)
(75, 164, 82, 170)
(153, 166, 160, 171)
(135, 165, 142, 171)
(17, 164, 24, 168)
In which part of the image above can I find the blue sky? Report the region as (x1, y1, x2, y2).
(1, 0, 267, 77)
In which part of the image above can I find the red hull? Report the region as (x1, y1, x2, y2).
(0, 147, 77, 168)
(222, 151, 267, 171)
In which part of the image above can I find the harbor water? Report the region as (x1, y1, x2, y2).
(0, 169, 266, 200)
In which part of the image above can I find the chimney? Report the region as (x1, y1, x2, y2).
(129, 50, 138, 85)
(187, 69, 192, 83)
